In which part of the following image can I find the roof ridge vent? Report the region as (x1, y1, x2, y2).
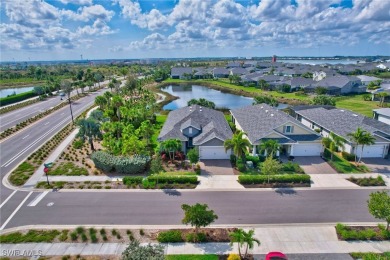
(265, 110, 268, 113)
(352, 114, 358, 117)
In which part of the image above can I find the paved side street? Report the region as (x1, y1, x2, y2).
(1, 225, 389, 257)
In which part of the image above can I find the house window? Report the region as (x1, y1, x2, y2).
(189, 127, 193, 134)
(285, 125, 293, 133)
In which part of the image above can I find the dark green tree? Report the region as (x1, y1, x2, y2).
(181, 203, 218, 234)
(367, 191, 390, 231)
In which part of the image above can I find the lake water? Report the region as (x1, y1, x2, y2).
(0, 87, 34, 98)
(162, 85, 254, 110)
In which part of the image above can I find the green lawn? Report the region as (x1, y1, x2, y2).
(151, 114, 167, 144)
(324, 150, 369, 173)
(48, 162, 88, 176)
(335, 94, 380, 117)
(165, 255, 218, 260)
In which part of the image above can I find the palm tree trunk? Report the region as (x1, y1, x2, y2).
(89, 136, 95, 151)
(244, 244, 249, 259)
(237, 245, 241, 259)
(359, 145, 364, 163)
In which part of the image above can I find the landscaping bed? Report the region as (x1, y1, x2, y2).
(336, 223, 390, 241)
(9, 106, 94, 186)
(350, 252, 390, 260)
(157, 228, 236, 243)
(238, 174, 311, 188)
(0, 97, 39, 115)
(323, 149, 370, 173)
(347, 176, 386, 186)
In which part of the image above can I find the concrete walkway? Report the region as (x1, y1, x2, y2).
(309, 174, 358, 188)
(1, 225, 389, 257)
(196, 175, 245, 190)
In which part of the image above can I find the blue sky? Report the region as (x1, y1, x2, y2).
(1, 0, 389, 61)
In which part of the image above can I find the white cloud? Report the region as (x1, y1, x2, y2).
(59, 0, 93, 5)
(61, 5, 115, 22)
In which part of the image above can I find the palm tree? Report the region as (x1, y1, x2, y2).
(95, 96, 108, 110)
(229, 229, 260, 260)
(76, 119, 102, 151)
(378, 92, 388, 107)
(347, 127, 376, 163)
(61, 80, 74, 124)
(161, 139, 182, 161)
(258, 139, 280, 157)
(329, 132, 346, 160)
(224, 130, 251, 162)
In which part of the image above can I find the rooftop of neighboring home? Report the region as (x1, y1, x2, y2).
(314, 75, 360, 88)
(230, 67, 248, 75)
(230, 104, 321, 145)
(292, 106, 390, 142)
(291, 77, 315, 86)
(171, 67, 193, 75)
(158, 105, 232, 145)
(373, 108, 390, 117)
(213, 67, 230, 75)
(356, 75, 381, 82)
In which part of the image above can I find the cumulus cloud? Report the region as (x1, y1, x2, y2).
(61, 5, 115, 22)
(59, 0, 93, 5)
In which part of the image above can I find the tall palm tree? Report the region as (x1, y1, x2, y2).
(329, 132, 346, 160)
(258, 139, 280, 157)
(347, 127, 376, 163)
(224, 130, 251, 162)
(77, 119, 102, 151)
(95, 96, 108, 110)
(61, 80, 74, 124)
(229, 229, 260, 260)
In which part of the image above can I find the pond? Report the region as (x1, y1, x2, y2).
(0, 86, 34, 98)
(161, 84, 289, 110)
(161, 84, 254, 110)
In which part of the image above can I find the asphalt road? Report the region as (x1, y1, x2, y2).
(3, 189, 380, 229)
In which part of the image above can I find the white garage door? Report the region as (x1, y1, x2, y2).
(358, 145, 385, 158)
(199, 146, 231, 160)
(293, 143, 323, 156)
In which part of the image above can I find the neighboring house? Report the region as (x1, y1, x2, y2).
(171, 67, 193, 79)
(158, 105, 233, 160)
(290, 77, 315, 91)
(230, 67, 248, 76)
(312, 75, 362, 94)
(357, 75, 381, 86)
(212, 67, 230, 78)
(243, 61, 257, 68)
(373, 108, 390, 126)
(227, 62, 241, 68)
(230, 104, 323, 157)
(292, 106, 390, 158)
(313, 71, 326, 81)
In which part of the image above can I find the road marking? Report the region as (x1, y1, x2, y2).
(0, 191, 33, 230)
(44, 121, 50, 125)
(22, 134, 29, 139)
(0, 190, 17, 209)
(47, 202, 54, 207)
(28, 191, 49, 207)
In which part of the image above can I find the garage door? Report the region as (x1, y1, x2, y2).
(199, 146, 231, 159)
(293, 143, 323, 156)
(358, 145, 385, 158)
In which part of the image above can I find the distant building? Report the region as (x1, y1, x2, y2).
(272, 55, 277, 63)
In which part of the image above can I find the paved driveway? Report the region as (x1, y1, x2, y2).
(362, 158, 390, 173)
(294, 156, 338, 174)
(199, 159, 234, 175)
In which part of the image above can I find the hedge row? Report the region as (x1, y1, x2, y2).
(122, 175, 198, 186)
(238, 174, 310, 184)
(0, 98, 39, 114)
(91, 151, 150, 174)
(0, 91, 37, 106)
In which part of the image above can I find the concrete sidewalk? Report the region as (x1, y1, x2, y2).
(1, 225, 389, 257)
(196, 175, 245, 190)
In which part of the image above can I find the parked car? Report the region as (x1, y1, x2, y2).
(265, 252, 288, 260)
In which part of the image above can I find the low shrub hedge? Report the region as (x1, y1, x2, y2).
(282, 161, 304, 173)
(350, 252, 390, 260)
(336, 223, 390, 241)
(341, 151, 355, 161)
(0, 230, 60, 243)
(91, 151, 150, 174)
(347, 176, 386, 186)
(147, 175, 198, 184)
(122, 176, 143, 186)
(0, 90, 37, 106)
(238, 174, 310, 184)
(186, 232, 207, 243)
(157, 230, 184, 243)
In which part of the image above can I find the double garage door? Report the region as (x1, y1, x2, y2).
(358, 145, 386, 158)
(199, 146, 231, 160)
(293, 143, 323, 156)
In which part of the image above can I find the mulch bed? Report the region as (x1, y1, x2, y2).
(154, 228, 237, 242)
(336, 226, 390, 241)
(242, 183, 310, 188)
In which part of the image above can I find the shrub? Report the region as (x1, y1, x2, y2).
(90, 233, 98, 243)
(230, 154, 237, 166)
(246, 155, 260, 167)
(282, 162, 304, 173)
(238, 174, 311, 184)
(70, 232, 78, 241)
(90, 151, 115, 172)
(100, 229, 106, 235)
(0, 90, 36, 106)
(112, 229, 118, 236)
(147, 175, 198, 184)
(185, 232, 207, 243)
(81, 233, 87, 242)
(139, 229, 144, 236)
(76, 227, 85, 234)
(227, 254, 241, 260)
(91, 151, 150, 174)
(73, 139, 84, 149)
(194, 164, 201, 175)
(341, 151, 355, 161)
(157, 230, 183, 243)
(237, 162, 246, 172)
(58, 230, 69, 242)
(123, 176, 143, 186)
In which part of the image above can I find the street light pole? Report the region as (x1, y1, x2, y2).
(68, 97, 74, 124)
